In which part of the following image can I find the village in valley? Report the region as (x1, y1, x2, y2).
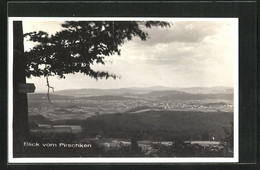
(27, 86, 234, 157)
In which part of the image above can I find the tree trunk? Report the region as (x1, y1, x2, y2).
(13, 21, 29, 157)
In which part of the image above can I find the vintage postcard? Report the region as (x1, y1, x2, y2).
(8, 17, 238, 163)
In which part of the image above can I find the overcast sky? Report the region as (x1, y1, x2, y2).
(22, 19, 237, 92)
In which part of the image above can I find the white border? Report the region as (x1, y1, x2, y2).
(8, 17, 239, 163)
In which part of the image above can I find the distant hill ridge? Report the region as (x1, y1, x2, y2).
(158, 93, 233, 101)
(29, 86, 233, 101)
(27, 93, 72, 100)
(177, 86, 233, 94)
(55, 86, 233, 97)
(145, 90, 188, 97)
(80, 95, 134, 100)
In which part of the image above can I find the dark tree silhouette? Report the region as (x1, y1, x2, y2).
(13, 21, 29, 157)
(24, 21, 169, 103)
(222, 121, 233, 156)
(24, 21, 170, 79)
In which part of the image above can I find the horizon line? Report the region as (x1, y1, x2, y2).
(34, 85, 234, 93)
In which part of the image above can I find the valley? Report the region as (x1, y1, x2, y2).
(27, 86, 234, 157)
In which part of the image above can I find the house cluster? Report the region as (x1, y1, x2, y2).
(100, 139, 174, 153)
(30, 124, 82, 134)
(99, 139, 222, 154)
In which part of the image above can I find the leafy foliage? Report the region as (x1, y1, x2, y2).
(24, 21, 170, 79)
(222, 120, 233, 156)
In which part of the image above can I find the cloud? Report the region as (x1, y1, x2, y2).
(24, 20, 236, 91)
(92, 20, 235, 88)
(23, 21, 65, 35)
(112, 21, 235, 67)
(141, 21, 225, 45)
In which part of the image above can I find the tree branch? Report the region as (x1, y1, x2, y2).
(46, 75, 54, 104)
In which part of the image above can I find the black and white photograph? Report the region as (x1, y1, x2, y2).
(8, 18, 238, 163)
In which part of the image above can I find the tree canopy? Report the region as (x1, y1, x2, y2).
(24, 21, 170, 80)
